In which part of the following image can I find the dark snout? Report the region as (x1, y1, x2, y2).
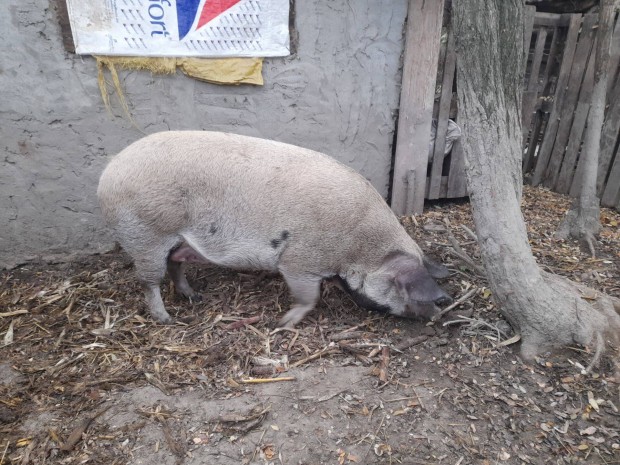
(434, 292, 452, 307)
(399, 270, 452, 320)
(405, 292, 451, 320)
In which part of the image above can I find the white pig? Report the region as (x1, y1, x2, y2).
(97, 131, 451, 326)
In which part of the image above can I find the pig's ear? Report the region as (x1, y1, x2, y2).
(422, 256, 450, 279)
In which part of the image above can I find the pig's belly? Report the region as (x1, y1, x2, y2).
(172, 231, 284, 272)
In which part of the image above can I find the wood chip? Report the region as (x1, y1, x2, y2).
(238, 377, 296, 384)
(60, 406, 111, 451)
(378, 347, 390, 383)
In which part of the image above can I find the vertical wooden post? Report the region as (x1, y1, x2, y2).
(428, 28, 457, 200)
(531, 14, 582, 186)
(522, 28, 547, 147)
(391, 0, 444, 216)
(523, 5, 537, 69)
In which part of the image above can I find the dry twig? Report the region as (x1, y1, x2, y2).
(238, 377, 296, 384)
(60, 405, 112, 452)
(377, 346, 390, 383)
(432, 287, 479, 321)
(289, 348, 340, 368)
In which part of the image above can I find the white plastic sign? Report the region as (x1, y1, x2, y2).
(66, 0, 290, 57)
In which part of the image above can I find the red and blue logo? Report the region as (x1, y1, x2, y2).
(177, 0, 241, 40)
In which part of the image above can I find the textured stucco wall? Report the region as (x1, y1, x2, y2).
(0, 0, 407, 269)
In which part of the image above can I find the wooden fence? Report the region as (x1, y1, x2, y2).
(525, 12, 620, 211)
(394, 4, 620, 212)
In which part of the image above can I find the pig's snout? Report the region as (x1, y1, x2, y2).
(400, 275, 452, 320)
(405, 297, 449, 320)
(434, 293, 452, 307)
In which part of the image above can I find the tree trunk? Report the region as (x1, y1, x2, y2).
(555, 0, 616, 255)
(453, 0, 620, 360)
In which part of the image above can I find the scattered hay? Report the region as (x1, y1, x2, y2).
(0, 185, 618, 463)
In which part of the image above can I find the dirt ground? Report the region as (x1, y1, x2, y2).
(1, 186, 619, 465)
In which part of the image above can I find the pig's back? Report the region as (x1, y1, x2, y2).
(98, 131, 412, 269)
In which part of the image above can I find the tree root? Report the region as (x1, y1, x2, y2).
(555, 199, 601, 258)
(582, 232, 596, 259)
(585, 332, 604, 374)
(517, 272, 620, 367)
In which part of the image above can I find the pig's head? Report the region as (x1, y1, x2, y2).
(339, 252, 451, 320)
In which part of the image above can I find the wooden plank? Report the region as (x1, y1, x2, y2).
(522, 28, 548, 147)
(51, 0, 76, 53)
(597, 81, 620, 195)
(528, 28, 548, 91)
(554, 41, 596, 194)
(523, 111, 545, 173)
(446, 133, 467, 198)
(534, 12, 572, 28)
(522, 89, 538, 136)
(542, 14, 597, 189)
(428, 29, 456, 199)
(573, 1, 617, 204)
(601, 147, 620, 207)
(605, 15, 620, 99)
(531, 14, 582, 185)
(555, 102, 589, 193)
(540, 27, 561, 93)
(523, 6, 537, 69)
(391, 0, 445, 215)
(596, 17, 620, 194)
(425, 176, 449, 198)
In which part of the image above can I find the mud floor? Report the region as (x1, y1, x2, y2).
(1, 186, 619, 465)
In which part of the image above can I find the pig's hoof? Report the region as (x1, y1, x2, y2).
(151, 314, 173, 325)
(187, 292, 204, 303)
(177, 288, 203, 303)
(277, 307, 308, 329)
(276, 317, 297, 329)
(277, 318, 295, 329)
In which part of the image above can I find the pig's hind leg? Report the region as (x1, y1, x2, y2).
(132, 252, 175, 324)
(278, 272, 322, 328)
(115, 220, 179, 324)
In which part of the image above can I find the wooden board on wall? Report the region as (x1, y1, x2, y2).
(598, 20, 620, 194)
(602, 149, 620, 207)
(531, 14, 582, 186)
(555, 42, 596, 194)
(522, 27, 548, 147)
(446, 135, 467, 198)
(543, 14, 597, 189)
(391, 0, 445, 215)
(522, 22, 561, 174)
(428, 29, 457, 200)
(598, 83, 620, 198)
(523, 6, 537, 69)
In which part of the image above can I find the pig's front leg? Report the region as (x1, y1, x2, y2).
(278, 272, 322, 328)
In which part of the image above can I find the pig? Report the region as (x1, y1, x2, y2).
(97, 131, 451, 327)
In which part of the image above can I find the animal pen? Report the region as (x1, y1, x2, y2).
(2, 2, 620, 464)
(393, 5, 620, 214)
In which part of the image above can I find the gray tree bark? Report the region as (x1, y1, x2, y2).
(453, 0, 620, 360)
(556, 0, 616, 255)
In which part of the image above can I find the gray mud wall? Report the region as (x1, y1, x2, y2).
(0, 0, 407, 269)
